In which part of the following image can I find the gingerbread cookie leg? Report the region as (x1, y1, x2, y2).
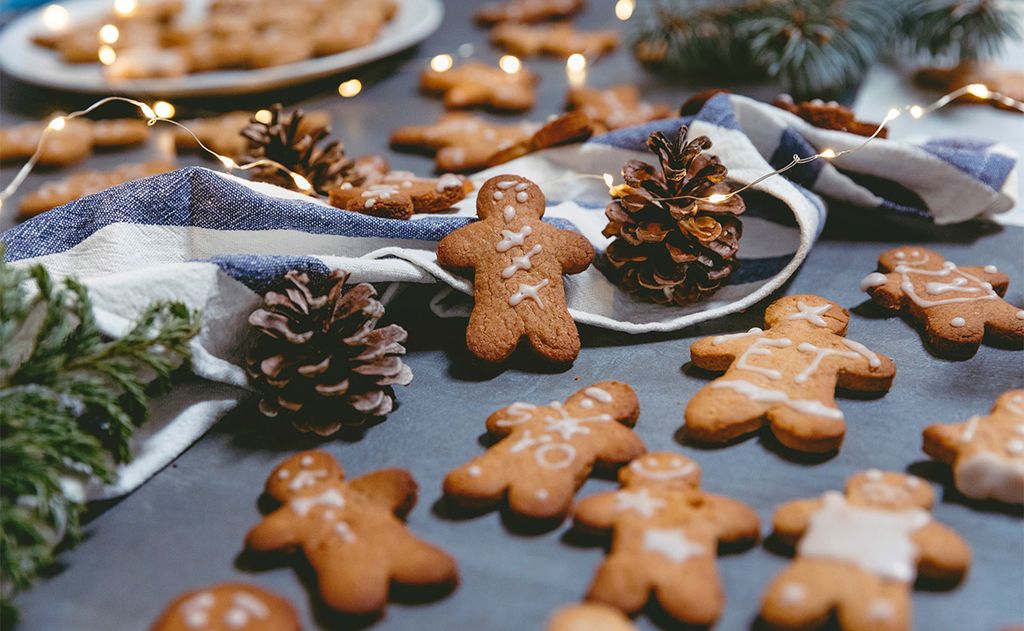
(761, 559, 850, 629)
(525, 309, 581, 364)
(653, 557, 723, 626)
(466, 307, 524, 363)
(587, 556, 651, 614)
(768, 405, 847, 452)
(316, 553, 391, 614)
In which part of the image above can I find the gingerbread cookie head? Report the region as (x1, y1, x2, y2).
(476, 174, 545, 220)
(846, 469, 934, 511)
(265, 449, 343, 501)
(149, 583, 299, 631)
(620, 452, 701, 491)
(764, 294, 849, 335)
(547, 603, 637, 631)
(876, 246, 946, 273)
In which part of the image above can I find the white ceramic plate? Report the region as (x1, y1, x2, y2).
(0, 0, 442, 96)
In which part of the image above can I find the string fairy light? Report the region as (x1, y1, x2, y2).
(614, 0, 635, 21)
(626, 84, 1024, 207)
(0, 96, 321, 214)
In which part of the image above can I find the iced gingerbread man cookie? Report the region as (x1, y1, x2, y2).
(390, 113, 540, 173)
(686, 294, 896, 453)
(923, 389, 1024, 504)
(245, 450, 458, 614)
(860, 246, 1024, 358)
(149, 583, 299, 631)
(572, 452, 760, 626)
(420, 61, 538, 111)
(329, 172, 469, 219)
(436, 174, 594, 364)
(443, 381, 645, 520)
(761, 470, 970, 631)
(547, 603, 637, 631)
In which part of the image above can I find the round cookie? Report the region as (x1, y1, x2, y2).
(149, 583, 299, 631)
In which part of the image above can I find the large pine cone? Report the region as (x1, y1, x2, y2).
(603, 126, 745, 305)
(241, 103, 356, 196)
(246, 270, 413, 436)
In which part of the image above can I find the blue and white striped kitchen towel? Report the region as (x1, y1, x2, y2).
(2, 93, 1017, 495)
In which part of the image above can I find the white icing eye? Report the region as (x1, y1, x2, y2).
(536, 489, 549, 500)
(467, 465, 482, 477)
(671, 457, 683, 466)
(300, 455, 314, 466)
(277, 469, 290, 479)
(865, 469, 882, 480)
(895, 252, 906, 259)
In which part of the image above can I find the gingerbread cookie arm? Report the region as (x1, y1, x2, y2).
(245, 509, 304, 552)
(550, 226, 595, 274)
(912, 522, 971, 583)
(983, 301, 1024, 346)
(702, 494, 761, 544)
(770, 497, 824, 547)
(571, 490, 620, 533)
(860, 271, 905, 310)
(595, 423, 648, 466)
(921, 422, 964, 464)
(436, 221, 486, 271)
(958, 266, 1010, 295)
(486, 402, 545, 437)
(834, 343, 896, 392)
(387, 529, 460, 587)
(350, 469, 418, 517)
(689, 333, 758, 372)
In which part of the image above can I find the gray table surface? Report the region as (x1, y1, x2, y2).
(4, 1, 1024, 630)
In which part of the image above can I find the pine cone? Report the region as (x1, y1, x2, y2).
(241, 103, 356, 196)
(246, 270, 413, 436)
(603, 126, 745, 306)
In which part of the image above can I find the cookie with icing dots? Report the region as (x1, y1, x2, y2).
(546, 603, 637, 631)
(490, 22, 619, 58)
(245, 450, 458, 614)
(923, 389, 1024, 504)
(420, 61, 538, 112)
(329, 172, 470, 219)
(761, 470, 970, 631)
(572, 452, 760, 626)
(443, 381, 644, 520)
(436, 174, 595, 364)
(565, 85, 673, 133)
(475, 0, 584, 24)
(860, 246, 1024, 358)
(149, 583, 299, 631)
(686, 294, 896, 453)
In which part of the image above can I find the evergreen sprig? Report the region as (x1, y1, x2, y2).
(632, 0, 1021, 97)
(0, 250, 199, 622)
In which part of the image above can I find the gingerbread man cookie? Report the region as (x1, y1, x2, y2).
(772, 94, 887, 138)
(436, 175, 594, 363)
(245, 450, 458, 614)
(573, 452, 759, 626)
(566, 85, 673, 133)
(149, 583, 299, 631)
(329, 172, 469, 219)
(923, 389, 1024, 504)
(861, 246, 1024, 358)
(547, 603, 637, 631)
(475, 0, 584, 24)
(761, 470, 970, 631)
(491, 22, 619, 58)
(1, 118, 149, 166)
(443, 381, 645, 520)
(420, 61, 538, 111)
(19, 160, 176, 217)
(686, 294, 896, 453)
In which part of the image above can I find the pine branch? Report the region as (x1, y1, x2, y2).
(900, 0, 1021, 63)
(0, 248, 200, 618)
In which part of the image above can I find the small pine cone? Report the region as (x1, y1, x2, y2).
(246, 270, 413, 436)
(603, 125, 745, 306)
(240, 103, 357, 196)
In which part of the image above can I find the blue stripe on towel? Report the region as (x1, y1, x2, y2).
(199, 254, 332, 294)
(920, 139, 1014, 191)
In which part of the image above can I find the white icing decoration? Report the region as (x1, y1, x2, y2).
(541, 405, 612, 440)
(712, 327, 763, 345)
(794, 342, 860, 384)
(955, 452, 1024, 503)
(436, 174, 462, 191)
(893, 258, 998, 308)
(508, 279, 550, 308)
(779, 583, 807, 605)
(301, 455, 313, 465)
(502, 205, 516, 221)
(224, 593, 269, 629)
(495, 225, 533, 252)
(360, 184, 399, 208)
(514, 182, 530, 191)
(861, 480, 913, 504)
(786, 301, 831, 327)
(614, 488, 665, 518)
(534, 443, 576, 469)
(1007, 439, 1023, 455)
(584, 387, 613, 403)
(290, 487, 345, 516)
(735, 337, 792, 380)
(288, 468, 326, 491)
(516, 191, 528, 202)
(950, 317, 966, 328)
(840, 339, 882, 367)
(579, 398, 594, 409)
(959, 416, 981, 443)
(467, 465, 482, 477)
(495, 402, 536, 427)
(642, 528, 703, 564)
(1016, 311, 1024, 320)
(493, 190, 504, 201)
(277, 469, 290, 479)
(334, 521, 356, 543)
(866, 469, 882, 480)
(501, 244, 542, 278)
(984, 265, 998, 273)
(711, 380, 844, 420)
(860, 272, 888, 291)
(868, 599, 895, 621)
(536, 489, 549, 500)
(629, 456, 696, 480)
(798, 491, 930, 582)
(496, 180, 518, 189)
(182, 592, 214, 628)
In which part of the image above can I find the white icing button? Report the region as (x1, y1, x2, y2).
(984, 265, 998, 273)
(950, 317, 966, 328)
(300, 455, 314, 466)
(1015, 424, 1024, 436)
(868, 599, 895, 621)
(536, 489, 549, 501)
(277, 469, 290, 479)
(895, 252, 906, 259)
(906, 477, 920, 488)
(1017, 311, 1024, 320)
(493, 190, 503, 200)
(516, 191, 528, 202)
(1008, 439, 1024, 455)
(865, 469, 882, 480)
(467, 465, 482, 477)
(779, 583, 807, 605)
